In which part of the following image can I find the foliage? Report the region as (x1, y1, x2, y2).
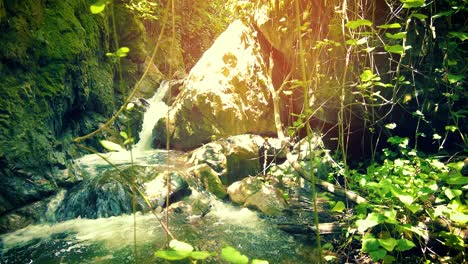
(155, 239, 268, 264)
(346, 136, 467, 262)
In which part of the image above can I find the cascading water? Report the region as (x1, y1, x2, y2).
(133, 80, 169, 151)
(0, 81, 316, 263)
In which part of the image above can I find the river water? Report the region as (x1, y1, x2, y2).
(0, 82, 317, 263)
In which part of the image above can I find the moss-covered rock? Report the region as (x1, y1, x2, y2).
(0, 0, 148, 227)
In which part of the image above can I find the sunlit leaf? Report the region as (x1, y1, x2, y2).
(404, 203, 422, 213)
(378, 23, 401, 29)
(100, 140, 125, 152)
(445, 188, 462, 200)
(445, 125, 457, 132)
(384, 44, 405, 54)
(356, 213, 382, 233)
(345, 19, 372, 30)
(378, 237, 397, 252)
(432, 133, 441, 140)
(450, 212, 468, 224)
(126, 102, 135, 111)
(154, 250, 190, 260)
(120, 131, 128, 140)
(385, 123, 397, 130)
(169, 239, 194, 253)
(251, 259, 269, 264)
(331, 201, 346, 212)
(190, 251, 213, 260)
(115, 47, 130, 57)
(385, 32, 407, 39)
(324, 255, 337, 261)
(221, 247, 249, 264)
(396, 239, 416, 251)
(400, 0, 425, 8)
(90, 0, 109, 14)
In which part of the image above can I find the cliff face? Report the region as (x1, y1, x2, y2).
(0, 0, 146, 220)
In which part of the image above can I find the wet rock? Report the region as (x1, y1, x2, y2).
(227, 176, 286, 216)
(152, 20, 276, 150)
(187, 134, 265, 184)
(187, 164, 227, 199)
(53, 165, 189, 221)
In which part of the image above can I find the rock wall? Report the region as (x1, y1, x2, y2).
(0, 0, 147, 222)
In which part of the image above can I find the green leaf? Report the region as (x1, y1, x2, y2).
(385, 123, 397, 130)
(396, 239, 416, 251)
(446, 176, 468, 185)
(449, 32, 468, 41)
(251, 259, 269, 264)
(384, 44, 405, 54)
(324, 255, 337, 261)
(445, 125, 457, 133)
(120, 131, 128, 140)
(404, 203, 422, 213)
(221, 247, 249, 264)
(345, 19, 373, 30)
(432, 133, 441, 140)
(369, 249, 387, 261)
(169, 239, 194, 253)
(447, 74, 464, 84)
(385, 32, 407, 39)
(126, 102, 135, 111)
(378, 23, 401, 29)
(155, 250, 190, 260)
(411, 13, 428, 20)
(444, 188, 462, 200)
(432, 10, 455, 19)
(90, 0, 109, 14)
(190, 251, 213, 260)
(450, 212, 468, 224)
(356, 213, 382, 233)
(360, 70, 375, 82)
(115, 47, 130, 57)
(400, 0, 425, 8)
(362, 234, 380, 252)
(378, 238, 397, 252)
(100, 140, 125, 152)
(331, 201, 346, 212)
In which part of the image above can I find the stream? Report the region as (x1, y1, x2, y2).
(0, 82, 318, 263)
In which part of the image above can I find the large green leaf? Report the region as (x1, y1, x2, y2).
(378, 23, 401, 29)
(100, 140, 125, 152)
(385, 32, 407, 39)
(378, 238, 397, 252)
(190, 251, 213, 260)
(369, 249, 387, 261)
(154, 250, 191, 260)
(251, 259, 269, 264)
(221, 247, 249, 264)
(169, 239, 194, 252)
(331, 201, 346, 212)
(396, 239, 416, 251)
(345, 19, 372, 30)
(400, 0, 425, 8)
(384, 45, 405, 54)
(356, 213, 383, 233)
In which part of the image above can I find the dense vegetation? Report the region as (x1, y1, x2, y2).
(0, 0, 466, 263)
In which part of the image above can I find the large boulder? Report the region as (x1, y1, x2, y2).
(152, 20, 276, 150)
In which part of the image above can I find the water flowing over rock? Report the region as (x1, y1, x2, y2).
(152, 20, 276, 150)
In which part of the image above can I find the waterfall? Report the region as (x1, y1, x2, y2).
(134, 80, 170, 151)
